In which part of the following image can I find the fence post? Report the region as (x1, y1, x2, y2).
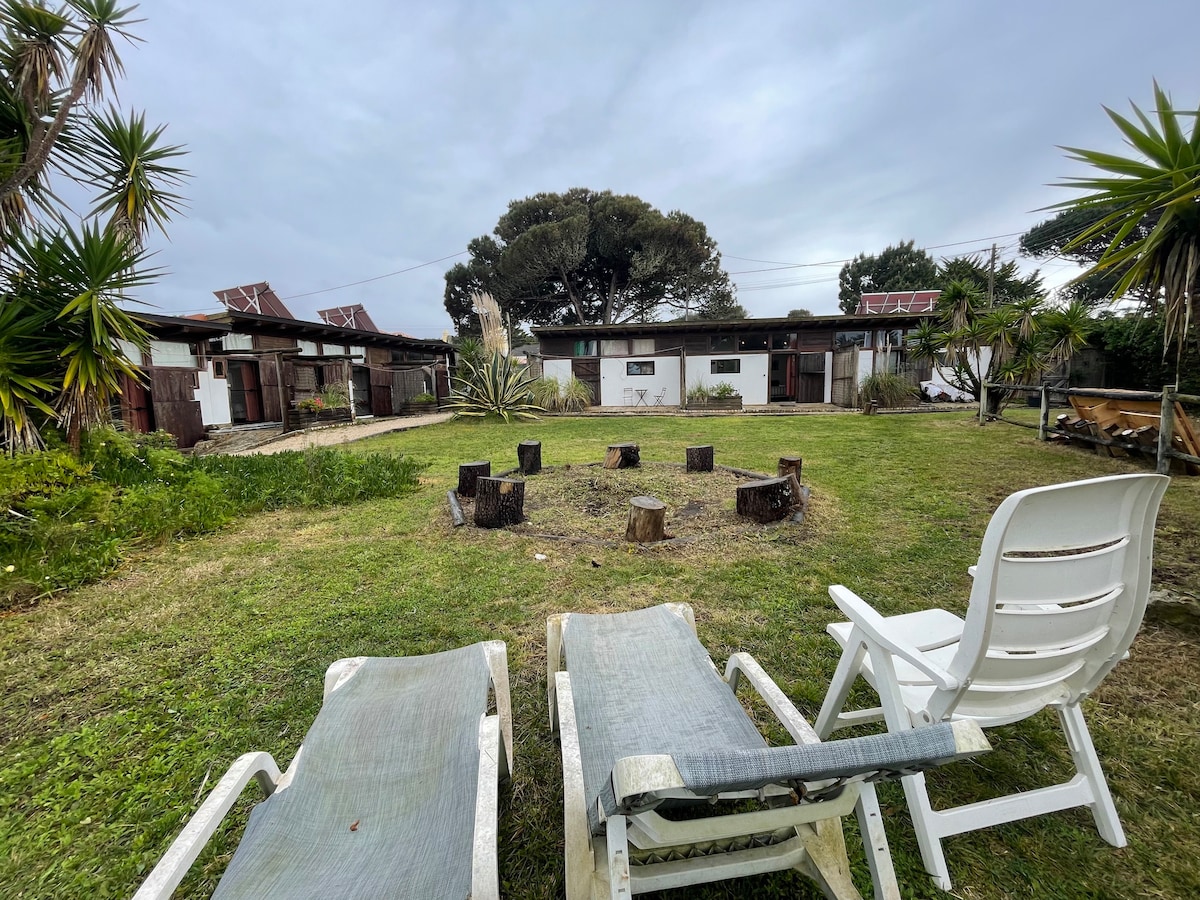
(1157, 386, 1175, 475)
(1038, 384, 1049, 441)
(979, 383, 987, 426)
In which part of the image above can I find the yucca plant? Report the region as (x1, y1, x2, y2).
(447, 352, 543, 423)
(1051, 81, 1200, 351)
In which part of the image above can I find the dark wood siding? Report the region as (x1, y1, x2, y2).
(367, 348, 393, 416)
(540, 338, 574, 357)
(147, 369, 204, 447)
(258, 354, 284, 421)
(254, 334, 296, 351)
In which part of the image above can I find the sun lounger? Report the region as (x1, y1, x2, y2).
(548, 604, 989, 899)
(134, 642, 512, 899)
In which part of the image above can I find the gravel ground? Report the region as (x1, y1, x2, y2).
(229, 412, 453, 455)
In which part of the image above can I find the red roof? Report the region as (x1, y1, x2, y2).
(318, 304, 379, 332)
(855, 290, 941, 315)
(214, 282, 294, 319)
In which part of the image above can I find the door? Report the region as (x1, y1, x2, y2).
(831, 346, 859, 408)
(769, 354, 797, 402)
(571, 358, 601, 406)
(352, 365, 372, 417)
(227, 360, 264, 424)
(797, 352, 826, 403)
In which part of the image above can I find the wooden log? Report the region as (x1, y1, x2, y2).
(686, 445, 714, 472)
(518, 440, 542, 475)
(777, 455, 802, 482)
(736, 476, 796, 524)
(447, 490, 466, 527)
(603, 443, 640, 469)
(625, 496, 666, 543)
(473, 477, 525, 528)
(457, 460, 491, 498)
(1134, 424, 1160, 448)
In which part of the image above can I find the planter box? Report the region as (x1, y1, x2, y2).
(688, 396, 743, 411)
(292, 408, 352, 430)
(401, 401, 440, 415)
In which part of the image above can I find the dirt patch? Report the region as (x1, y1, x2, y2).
(454, 462, 812, 549)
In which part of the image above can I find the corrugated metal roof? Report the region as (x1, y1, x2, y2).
(855, 290, 941, 314)
(214, 282, 295, 318)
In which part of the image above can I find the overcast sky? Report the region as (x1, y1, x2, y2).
(110, 0, 1200, 337)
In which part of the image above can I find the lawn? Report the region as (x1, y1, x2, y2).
(2, 411, 1198, 899)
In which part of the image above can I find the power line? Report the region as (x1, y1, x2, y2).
(724, 231, 1028, 274)
(276, 251, 470, 301)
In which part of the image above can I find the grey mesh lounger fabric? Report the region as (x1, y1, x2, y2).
(207, 645, 496, 899)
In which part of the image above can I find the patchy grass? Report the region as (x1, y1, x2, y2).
(1, 411, 1198, 899)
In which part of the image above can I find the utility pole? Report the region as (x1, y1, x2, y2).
(987, 243, 997, 307)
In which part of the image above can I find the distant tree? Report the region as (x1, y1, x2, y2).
(837, 240, 938, 314)
(1020, 206, 1157, 306)
(694, 296, 749, 320)
(787, 308, 813, 318)
(1046, 81, 1200, 350)
(444, 188, 736, 332)
(936, 254, 1044, 304)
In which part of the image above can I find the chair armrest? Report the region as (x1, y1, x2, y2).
(132, 752, 281, 900)
(725, 652, 819, 745)
(611, 721, 989, 810)
(829, 585, 960, 690)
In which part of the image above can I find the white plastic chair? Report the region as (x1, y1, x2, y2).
(814, 473, 1170, 891)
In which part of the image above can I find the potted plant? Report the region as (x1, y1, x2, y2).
(687, 381, 742, 410)
(293, 385, 353, 427)
(403, 391, 439, 414)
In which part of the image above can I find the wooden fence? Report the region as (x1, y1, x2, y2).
(981, 383, 1200, 476)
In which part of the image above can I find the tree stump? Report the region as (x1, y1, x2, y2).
(777, 456, 802, 482)
(518, 440, 542, 475)
(625, 496, 666, 543)
(686, 445, 714, 472)
(603, 443, 640, 469)
(736, 476, 796, 524)
(777, 455, 803, 503)
(474, 477, 525, 528)
(457, 461, 491, 498)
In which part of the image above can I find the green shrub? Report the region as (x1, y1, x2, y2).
(686, 381, 710, 403)
(1, 440, 427, 608)
(410, 392, 437, 403)
(709, 381, 739, 399)
(860, 371, 919, 408)
(532, 376, 592, 413)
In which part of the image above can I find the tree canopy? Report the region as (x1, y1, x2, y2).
(0, 2, 186, 453)
(444, 189, 736, 332)
(837, 240, 938, 314)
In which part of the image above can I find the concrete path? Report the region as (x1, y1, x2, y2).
(230, 412, 454, 455)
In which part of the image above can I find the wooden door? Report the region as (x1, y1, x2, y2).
(571, 358, 601, 405)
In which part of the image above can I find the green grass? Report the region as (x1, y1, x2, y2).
(2, 411, 1198, 899)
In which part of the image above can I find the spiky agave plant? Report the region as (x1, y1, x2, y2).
(447, 352, 543, 423)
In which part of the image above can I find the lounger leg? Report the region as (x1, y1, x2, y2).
(1059, 702, 1126, 847)
(854, 782, 901, 900)
(547, 614, 567, 734)
(605, 814, 632, 900)
(795, 818, 864, 900)
(555, 671, 595, 900)
(815, 635, 867, 739)
(472, 715, 502, 900)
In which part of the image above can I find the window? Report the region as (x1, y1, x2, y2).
(738, 334, 768, 351)
(876, 329, 903, 349)
(601, 339, 629, 356)
(710, 335, 735, 352)
(835, 331, 869, 349)
(631, 338, 655, 355)
(771, 333, 798, 350)
(711, 359, 741, 374)
(573, 340, 598, 357)
(627, 361, 655, 376)
(213, 359, 227, 378)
